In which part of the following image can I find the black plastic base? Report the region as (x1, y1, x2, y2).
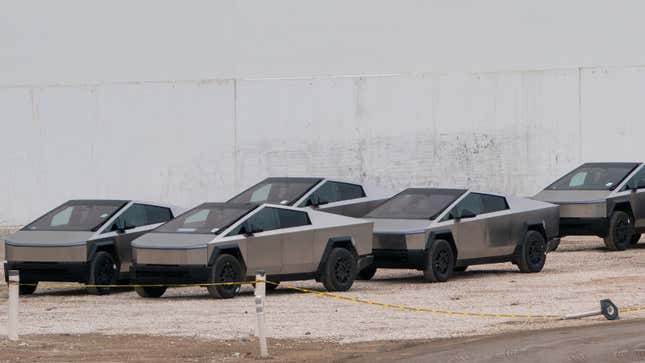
(131, 264, 211, 284)
(4, 261, 89, 283)
(372, 249, 427, 270)
(560, 218, 609, 238)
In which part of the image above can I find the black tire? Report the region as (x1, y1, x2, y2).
(207, 254, 244, 299)
(517, 230, 547, 273)
(357, 265, 377, 280)
(19, 281, 38, 295)
(135, 286, 167, 298)
(604, 211, 634, 251)
(321, 247, 357, 292)
(630, 233, 642, 246)
(453, 266, 468, 273)
(87, 251, 118, 295)
(423, 239, 455, 282)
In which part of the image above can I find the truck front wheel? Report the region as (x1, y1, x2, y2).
(87, 251, 118, 295)
(604, 211, 633, 251)
(321, 247, 357, 292)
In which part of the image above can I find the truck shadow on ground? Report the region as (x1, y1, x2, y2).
(157, 285, 376, 300)
(27, 287, 134, 297)
(556, 243, 645, 253)
(371, 269, 521, 284)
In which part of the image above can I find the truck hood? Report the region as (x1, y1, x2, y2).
(4, 230, 93, 247)
(365, 218, 431, 234)
(131, 232, 214, 249)
(533, 189, 612, 204)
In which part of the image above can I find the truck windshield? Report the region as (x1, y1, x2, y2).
(365, 188, 466, 220)
(227, 177, 322, 205)
(156, 203, 257, 234)
(547, 163, 639, 191)
(23, 200, 128, 232)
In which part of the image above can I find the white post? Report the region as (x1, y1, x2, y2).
(8, 270, 19, 341)
(254, 270, 268, 358)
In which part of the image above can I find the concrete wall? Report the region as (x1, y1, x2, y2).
(2, 1, 645, 224)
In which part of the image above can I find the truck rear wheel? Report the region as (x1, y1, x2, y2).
(604, 211, 633, 251)
(87, 251, 118, 295)
(207, 254, 243, 299)
(517, 230, 547, 273)
(321, 247, 357, 291)
(135, 286, 167, 298)
(423, 239, 454, 282)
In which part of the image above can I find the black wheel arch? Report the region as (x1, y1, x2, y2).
(87, 241, 118, 263)
(609, 201, 635, 219)
(316, 236, 358, 274)
(208, 244, 247, 274)
(425, 230, 458, 265)
(524, 221, 547, 240)
(512, 222, 547, 257)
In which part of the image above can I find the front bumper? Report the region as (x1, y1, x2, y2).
(5, 243, 87, 263)
(4, 260, 89, 283)
(558, 202, 607, 219)
(133, 247, 208, 266)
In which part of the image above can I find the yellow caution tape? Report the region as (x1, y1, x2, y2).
(8, 280, 259, 289)
(277, 283, 559, 319)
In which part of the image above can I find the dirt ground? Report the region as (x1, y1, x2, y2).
(2, 320, 645, 362)
(1, 236, 645, 361)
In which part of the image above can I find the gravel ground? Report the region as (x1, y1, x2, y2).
(1, 237, 645, 343)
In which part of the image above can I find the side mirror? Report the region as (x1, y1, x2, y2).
(456, 209, 477, 220)
(637, 179, 645, 190)
(117, 224, 136, 234)
(239, 224, 253, 237)
(306, 195, 321, 208)
(240, 223, 263, 237)
(628, 180, 645, 192)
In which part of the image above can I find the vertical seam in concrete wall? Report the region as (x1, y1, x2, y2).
(431, 75, 439, 158)
(29, 87, 44, 200)
(577, 67, 583, 161)
(522, 72, 529, 168)
(233, 78, 239, 189)
(353, 77, 366, 183)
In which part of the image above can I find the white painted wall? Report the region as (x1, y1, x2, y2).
(1, 1, 645, 224)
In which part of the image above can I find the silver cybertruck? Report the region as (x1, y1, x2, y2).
(3, 199, 182, 294)
(358, 188, 560, 282)
(534, 162, 645, 251)
(130, 203, 373, 298)
(227, 177, 389, 217)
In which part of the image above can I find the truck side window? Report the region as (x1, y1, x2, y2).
(228, 207, 281, 236)
(301, 181, 365, 207)
(277, 209, 311, 228)
(447, 193, 483, 220)
(624, 168, 645, 190)
(480, 194, 509, 213)
(104, 204, 171, 232)
(144, 205, 173, 224)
